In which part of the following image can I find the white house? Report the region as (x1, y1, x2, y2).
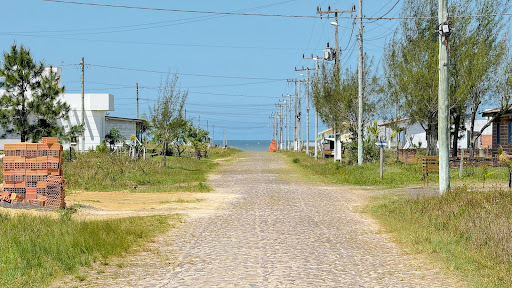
(378, 118, 492, 149)
(0, 66, 142, 150)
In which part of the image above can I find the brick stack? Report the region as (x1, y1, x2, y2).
(2, 137, 65, 208)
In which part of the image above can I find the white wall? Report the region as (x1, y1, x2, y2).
(104, 119, 137, 145)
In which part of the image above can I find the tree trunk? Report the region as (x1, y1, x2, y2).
(163, 141, 167, 167)
(452, 114, 461, 157)
(426, 119, 437, 156)
(469, 108, 477, 158)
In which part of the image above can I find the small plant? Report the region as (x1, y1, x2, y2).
(498, 146, 512, 188)
(292, 158, 300, 163)
(481, 164, 495, 188)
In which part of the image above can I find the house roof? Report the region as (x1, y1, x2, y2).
(319, 128, 333, 135)
(105, 115, 144, 123)
(378, 118, 411, 127)
(481, 107, 512, 117)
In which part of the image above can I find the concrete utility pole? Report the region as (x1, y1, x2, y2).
(317, 6, 355, 70)
(357, 0, 364, 166)
(303, 54, 322, 160)
(287, 79, 299, 151)
(80, 57, 85, 153)
(296, 67, 314, 156)
(298, 81, 302, 151)
(136, 82, 139, 119)
(438, 0, 450, 194)
(283, 94, 294, 151)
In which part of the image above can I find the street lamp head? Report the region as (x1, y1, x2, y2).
(330, 21, 339, 27)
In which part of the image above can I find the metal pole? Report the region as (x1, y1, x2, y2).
(380, 146, 384, 179)
(306, 69, 310, 156)
(80, 57, 85, 153)
(438, 0, 450, 194)
(136, 82, 139, 119)
(357, 0, 364, 165)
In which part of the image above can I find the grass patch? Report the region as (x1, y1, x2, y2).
(0, 212, 179, 288)
(367, 187, 512, 287)
(0, 147, 239, 193)
(282, 152, 511, 188)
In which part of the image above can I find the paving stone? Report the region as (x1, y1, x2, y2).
(54, 152, 463, 287)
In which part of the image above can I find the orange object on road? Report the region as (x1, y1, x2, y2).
(268, 139, 277, 152)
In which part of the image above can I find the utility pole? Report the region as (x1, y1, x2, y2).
(438, 0, 450, 194)
(303, 54, 322, 160)
(287, 79, 299, 151)
(296, 67, 314, 156)
(136, 82, 139, 119)
(317, 6, 355, 70)
(357, 0, 364, 166)
(80, 57, 85, 153)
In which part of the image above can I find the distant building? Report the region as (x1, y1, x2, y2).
(0, 67, 142, 150)
(482, 107, 512, 155)
(378, 118, 492, 150)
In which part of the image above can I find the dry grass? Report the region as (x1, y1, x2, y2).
(367, 187, 512, 287)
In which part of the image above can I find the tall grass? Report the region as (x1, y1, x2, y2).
(367, 187, 512, 287)
(283, 152, 510, 188)
(0, 212, 176, 288)
(0, 147, 238, 193)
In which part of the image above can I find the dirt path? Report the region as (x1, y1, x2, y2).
(55, 152, 463, 287)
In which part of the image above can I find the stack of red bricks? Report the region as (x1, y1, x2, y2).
(1, 137, 65, 208)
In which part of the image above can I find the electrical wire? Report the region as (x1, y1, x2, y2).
(86, 64, 287, 81)
(11, 1, 296, 36)
(41, 0, 319, 19)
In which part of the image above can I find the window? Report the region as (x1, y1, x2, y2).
(497, 122, 500, 144)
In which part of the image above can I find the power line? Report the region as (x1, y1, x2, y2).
(86, 64, 287, 81)
(41, 0, 512, 21)
(10, 1, 295, 36)
(42, 0, 319, 19)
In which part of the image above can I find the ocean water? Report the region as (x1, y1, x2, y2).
(212, 140, 271, 152)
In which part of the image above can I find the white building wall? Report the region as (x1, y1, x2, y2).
(104, 119, 137, 144)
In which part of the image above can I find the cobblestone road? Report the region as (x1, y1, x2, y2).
(61, 152, 462, 287)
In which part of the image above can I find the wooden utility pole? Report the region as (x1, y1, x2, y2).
(438, 0, 450, 194)
(357, 0, 364, 166)
(80, 57, 85, 153)
(136, 82, 139, 118)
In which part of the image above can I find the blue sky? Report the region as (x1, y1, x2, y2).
(1, 0, 403, 140)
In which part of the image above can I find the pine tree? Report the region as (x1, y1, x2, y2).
(0, 44, 72, 142)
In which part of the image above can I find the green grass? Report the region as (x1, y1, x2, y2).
(0, 212, 179, 288)
(283, 152, 511, 188)
(0, 147, 239, 193)
(367, 187, 512, 287)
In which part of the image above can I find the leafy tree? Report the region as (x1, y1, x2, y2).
(311, 56, 379, 149)
(384, 0, 510, 156)
(0, 44, 73, 142)
(170, 117, 189, 157)
(150, 73, 187, 167)
(383, 0, 438, 155)
(104, 127, 125, 150)
(186, 124, 209, 159)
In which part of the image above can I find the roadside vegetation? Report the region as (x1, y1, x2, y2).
(0, 148, 239, 193)
(367, 187, 512, 287)
(283, 151, 510, 189)
(0, 213, 178, 288)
